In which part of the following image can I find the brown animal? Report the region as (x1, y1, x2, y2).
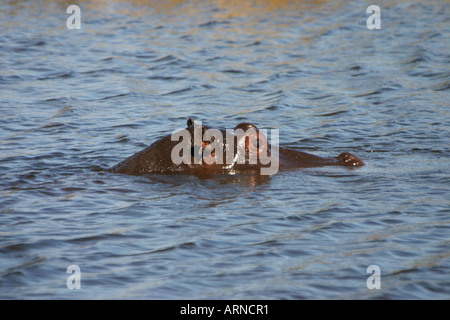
(111, 118, 364, 175)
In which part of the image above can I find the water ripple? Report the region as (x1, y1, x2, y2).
(0, 0, 448, 300)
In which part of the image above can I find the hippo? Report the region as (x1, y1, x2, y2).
(110, 118, 364, 175)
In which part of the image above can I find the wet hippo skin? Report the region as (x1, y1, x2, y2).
(110, 118, 364, 175)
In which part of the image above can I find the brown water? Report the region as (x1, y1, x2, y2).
(0, 0, 449, 299)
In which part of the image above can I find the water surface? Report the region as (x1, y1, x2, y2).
(0, 0, 449, 299)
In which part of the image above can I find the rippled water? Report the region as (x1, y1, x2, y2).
(0, 0, 449, 299)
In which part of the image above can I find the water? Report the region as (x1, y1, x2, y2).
(0, 0, 449, 299)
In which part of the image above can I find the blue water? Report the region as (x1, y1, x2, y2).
(0, 0, 449, 299)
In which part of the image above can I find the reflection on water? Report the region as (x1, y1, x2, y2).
(0, 0, 449, 299)
(145, 172, 272, 188)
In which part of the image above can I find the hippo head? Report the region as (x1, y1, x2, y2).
(111, 118, 278, 175)
(174, 118, 277, 174)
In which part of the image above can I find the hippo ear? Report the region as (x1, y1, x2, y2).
(187, 118, 195, 127)
(234, 123, 258, 131)
(234, 123, 260, 153)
